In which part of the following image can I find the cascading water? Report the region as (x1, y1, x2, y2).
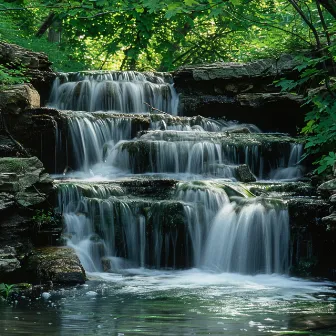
(49, 70, 303, 276)
(64, 112, 132, 171)
(108, 131, 302, 179)
(48, 71, 179, 114)
(202, 201, 290, 274)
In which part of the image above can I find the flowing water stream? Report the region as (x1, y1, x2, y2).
(1, 71, 335, 335)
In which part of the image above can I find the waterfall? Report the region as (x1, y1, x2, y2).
(48, 71, 179, 115)
(110, 131, 301, 179)
(270, 143, 304, 180)
(50, 69, 298, 277)
(64, 112, 133, 171)
(202, 201, 290, 274)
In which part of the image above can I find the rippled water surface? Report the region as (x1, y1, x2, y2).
(1, 269, 336, 336)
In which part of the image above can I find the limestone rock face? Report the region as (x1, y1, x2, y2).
(27, 247, 86, 284)
(174, 54, 300, 82)
(173, 54, 308, 134)
(0, 84, 40, 114)
(0, 41, 55, 104)
(178, 93, 306, 134)
(0, 157, 56, 282)
(0, 42, 52, 72)
(317, 179, 336, 198)
(0, 157, 53, 193)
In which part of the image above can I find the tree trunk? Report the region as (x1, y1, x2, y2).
(318, 0, 336, 19)
(48, 20, 62, 43)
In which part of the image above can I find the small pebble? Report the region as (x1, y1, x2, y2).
(86, 291, 98, 296)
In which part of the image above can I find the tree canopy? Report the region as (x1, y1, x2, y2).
(1, 0, 334, 71)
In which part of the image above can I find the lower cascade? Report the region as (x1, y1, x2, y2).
(58, 180, 290, 275)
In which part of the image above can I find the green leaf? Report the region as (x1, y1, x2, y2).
(184, 0, 199, 6)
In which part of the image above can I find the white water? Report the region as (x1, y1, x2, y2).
(58, 180, 291, 275)
(203, 202, 290, 274)
(48, 71, 179, 114)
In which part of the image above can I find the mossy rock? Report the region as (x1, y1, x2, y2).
(26, 247, 86, 285)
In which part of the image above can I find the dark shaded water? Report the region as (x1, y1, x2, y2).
(1, 269, 336, 335)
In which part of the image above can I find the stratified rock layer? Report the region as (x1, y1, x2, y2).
(173, 55, 308, 134)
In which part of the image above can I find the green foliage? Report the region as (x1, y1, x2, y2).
(32, 209, 58, 230)
(0, 4, 87, 72)
(0, 63, 29, 89)
(276, 53, 336, 175)
(0, 283, 16, 300)
(0, 0, 325, 71)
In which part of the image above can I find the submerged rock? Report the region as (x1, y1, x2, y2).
(27, 247, 86, 285)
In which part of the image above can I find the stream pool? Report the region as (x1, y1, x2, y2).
(0, 269, 335, 335)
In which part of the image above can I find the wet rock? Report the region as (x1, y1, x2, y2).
(248, 182, 316, 197)
(235, 164, 256, 183)
(27, 247, 86, 285)
(173, 54, 310, 134)
(101, 257, 112, 272)
(0, 84, 40, 115)
(0, 246, 20, 275)
(288, 198, 329, 228)
(329, 194, 336, 205)
(317, 179, 336, 199)
(0, 157, 53, 193)
(15, 191, 46, 207)
(236, 92, 303, 107)
(178, 94, 306, 134)
(0, 193, 15, 212)
(322, 212, 336, 227)
(229, 127, 250, 134)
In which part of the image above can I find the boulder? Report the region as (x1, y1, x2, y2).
(322, 212, 336, 228)
(0, 84, 40, 115)
(235, 164, 257, 182)
(317, 179, 336, 199)
(329, 194, 336, 205)
(288, 198, 329, 228)
(0, 246, 20, 275)
(26, 247, 86, 284)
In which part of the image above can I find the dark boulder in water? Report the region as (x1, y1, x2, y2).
(26, 247, 86, 285)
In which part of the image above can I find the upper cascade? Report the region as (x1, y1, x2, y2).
(47, 71, 179, 114)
